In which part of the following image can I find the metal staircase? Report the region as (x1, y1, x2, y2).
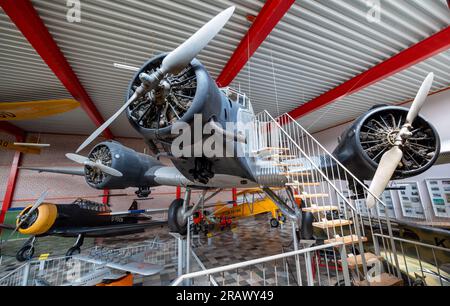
(250, 110, 404, 286)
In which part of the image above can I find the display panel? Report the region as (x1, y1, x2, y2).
(425, 179, 450, 218)
(396, 182, 425, 219)
(377, 190, 396, 219)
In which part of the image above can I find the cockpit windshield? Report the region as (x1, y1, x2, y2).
(220, 87, 253, 112)
(73, 198, 110, 212)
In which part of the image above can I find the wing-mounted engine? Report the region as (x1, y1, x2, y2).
(83, 141, 164, 189)
(125, 53, 225, 152)
(333, 105, 440, 180)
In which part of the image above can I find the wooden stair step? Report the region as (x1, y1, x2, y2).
(280, 172, 311, 176)
(285, 182, 320, 187)
(272, 163, 304, 167)
(354, 273, 403, 286)
(302, 205, 338, 213)
(253, 147, 289, 154)
(340, 252, 382, 270)
(294, 193, 329, 199)
(264, 154, 296, 159)
(325, 235, 368, 246)
(313, 219, 352, 229)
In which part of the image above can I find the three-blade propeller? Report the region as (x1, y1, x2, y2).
(1, 190, 48, 245)
(66, 153, 123, 177)
(75, 6, 235, 154)
(366, 72, 434, 208)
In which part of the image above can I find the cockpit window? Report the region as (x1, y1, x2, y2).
(73, 198, 110, 212)
(220, 87, 253, 112)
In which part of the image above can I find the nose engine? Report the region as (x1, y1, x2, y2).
(83, 141, 164, 189)
(125, 53, 224, 153)
(17, 203, 57, 236)
(333, 106, 440, 180)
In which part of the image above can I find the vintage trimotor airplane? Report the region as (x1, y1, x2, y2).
(20, 7, 442, 240)
(0, 191, 167, 261)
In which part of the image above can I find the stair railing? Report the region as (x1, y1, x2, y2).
(251, 110, 402, 282)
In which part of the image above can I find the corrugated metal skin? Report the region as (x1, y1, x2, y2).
(230, 0, 450, 128)
(1, 0, 261, 137)
(299, 49, 450, 133)
(1, 0, 449, 137)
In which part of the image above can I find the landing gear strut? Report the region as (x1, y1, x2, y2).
(66, 234, 84, 257)
(16, 236, 36, 262)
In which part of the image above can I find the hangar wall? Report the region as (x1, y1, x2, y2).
(312, 89, 450, 223)
(0, 133, 233, 212)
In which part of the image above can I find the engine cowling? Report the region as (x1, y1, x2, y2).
(17, 203, 57, 235)
(84, 141, 164, 189)
(125, 53, 226, 152)
(333, 105, 440, 180)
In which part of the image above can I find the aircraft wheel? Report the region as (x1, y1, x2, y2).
(270, 218, 279, 228)
(66, 246, 81, 257)
(168, 198, 187, 235)
(16, 245, 34, 262)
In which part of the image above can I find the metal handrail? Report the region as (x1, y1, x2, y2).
(282, 112, 387, 207)
(374, 233, 450, 253)
(259, 110, 357, 212)
(171, 241, 344, 286)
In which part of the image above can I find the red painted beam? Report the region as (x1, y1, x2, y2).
(0, 122, 26, 139)
(176, 187, 181, 200)
(0, 0, 113, 139)
(288, 26, 450, 120)
(0, 134, 24, 225)
(216, 0, 295, 87)
(102, 189, 110, 205)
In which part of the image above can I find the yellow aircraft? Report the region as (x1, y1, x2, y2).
(0, 99, 79, 153)
(211, 188, 286, 227)
(0, 99, 79, 121)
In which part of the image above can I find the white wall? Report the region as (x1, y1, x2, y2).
(311, 89, 450, 222)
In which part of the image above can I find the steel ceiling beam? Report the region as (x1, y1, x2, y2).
(216, 0, 295, 87)
(288, 26, 450, 120)
(0, 0, 113, 139)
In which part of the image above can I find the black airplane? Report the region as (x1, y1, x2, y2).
(0, 191, 166, 261)
(21, 6, 441, 237)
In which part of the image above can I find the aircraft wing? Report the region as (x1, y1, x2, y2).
(48, 221, 167, 237)
(106, 261, 164, 276)
(20, 166, 85, 176)
(98, 208, 168, 217)
(0, 223, 15, 230)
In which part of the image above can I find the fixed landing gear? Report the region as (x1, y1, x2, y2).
(168, 199, 188, 235)
(168, 188, 213, 236)
(66, 234, 84, 257)
(16, 236, 36, 262)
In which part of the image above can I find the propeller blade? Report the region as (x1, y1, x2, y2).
(2, 190, 48, 245)
(75, 93, 138, 153)
(161, 6, 235, 74)
(66, 153, 122, 177)
(366, 146, 403, 208)
(85, 160, 123, 177)
(406, 72, 434, 125)
(66, 153, 89, 164)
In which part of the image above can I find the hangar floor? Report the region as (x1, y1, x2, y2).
(1, 214, 338, 286)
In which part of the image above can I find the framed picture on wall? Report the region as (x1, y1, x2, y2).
(377, 190, 396, 219)
(425, 179, 450, 218)
(396, 181, 425, 219)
